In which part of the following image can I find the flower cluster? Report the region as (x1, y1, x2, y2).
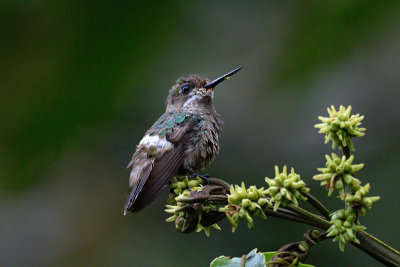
(265, 166, 309, 211)
(168, 176, 203, 197)
(312, 151, 379, 225)
(165, 176, 227, 236)
(315, 105, 365, 150)
(314, 105, 381, 251)
(327, 209, 366, 251)
(219, 182, 270, 232)
(313, 153, 363, 198)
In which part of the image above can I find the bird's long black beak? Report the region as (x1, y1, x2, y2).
(204, 66, 243, 89)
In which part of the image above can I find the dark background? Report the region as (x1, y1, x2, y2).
(1, 1, 399, 266)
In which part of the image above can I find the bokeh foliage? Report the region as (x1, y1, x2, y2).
(0, 1, 177, 190)
(1, 1, 399, 266)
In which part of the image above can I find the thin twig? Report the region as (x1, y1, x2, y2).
(285, 205, 331, 229)
(342, 146, 351, 159)
(302, 191, 331, 220)
(340, 146, 353, 213)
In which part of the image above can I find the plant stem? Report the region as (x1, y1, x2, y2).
(285, 205, 331, 229)
(304, 230, 331, 247)
(354, 231, 400, 267)
(208, 177, 231, 190)
(285, 205, 400, 266)
(302, 191, 331, 220)
(342, 146, 351, 159)
(264, 207, 326, 229)
(341, 146, 352, 211)
(264, 208, 310, 225)
(281, 205, 400, 265)
(204, 177, 400, 265)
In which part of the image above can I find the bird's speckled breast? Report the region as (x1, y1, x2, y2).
(183, 112, 223, 172)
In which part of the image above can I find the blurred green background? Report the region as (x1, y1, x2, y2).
(1, 1, 400, 266)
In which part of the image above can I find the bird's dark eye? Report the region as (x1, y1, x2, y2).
(180, 83, 192, 94)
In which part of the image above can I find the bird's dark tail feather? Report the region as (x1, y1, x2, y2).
(123, 159, 153, 215)
(124, 135, 187, 214)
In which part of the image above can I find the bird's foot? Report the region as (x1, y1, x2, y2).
(188, 173, 210, 185)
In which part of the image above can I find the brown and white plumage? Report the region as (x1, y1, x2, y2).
(123, 68, 242, 214)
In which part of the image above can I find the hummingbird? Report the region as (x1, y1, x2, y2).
(123, 66, 243, 214)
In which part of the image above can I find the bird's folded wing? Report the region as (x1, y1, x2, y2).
(124, 118, 196, 212)
(167, 118, 195, 143)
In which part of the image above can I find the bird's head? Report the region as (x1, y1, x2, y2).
(165, 66, 242, 113)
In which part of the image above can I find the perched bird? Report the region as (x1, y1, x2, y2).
(124, 67, 243, 214)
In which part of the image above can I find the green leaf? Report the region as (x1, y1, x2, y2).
(210, 249, 315, 267)
(210, 248, 265, 267)
(261, 252, 276, 262)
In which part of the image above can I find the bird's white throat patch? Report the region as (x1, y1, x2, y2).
(183, 94, 201, 109)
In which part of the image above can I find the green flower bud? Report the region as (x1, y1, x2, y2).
(311, 230, 321, 239)
(188, 180, 200, 188)
(298, 241, 309, 252)
(273, 201, 280, 212)
(257, 197, 268, 206)
(351, 163, 364, 173)
(335, 179, 343, 189)
(248, 202, 257, 211)
(345, 228, 354, 239)
(339, 241, 346, 252)
(241, 198, 251, 208)
(232, 212, 239, 222)
(227, 195, 238, 205)
(343, 174, 353, 184)
(343, 221, 351, 228)
(226, 214, 238, 233)
(178, 181, 187, 188)
(212, 223, 221, 230)
(228, 185, 241, 204)
(245, 210, 253, 223)
(313, 173, 332, 181)
(238, 207, 246, 219)
(165, 214, 177, 222)
(248, 190, 259, 202)
(327, 228, 339, 237)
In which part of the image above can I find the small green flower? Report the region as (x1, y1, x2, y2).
(313, 153, 363, 198)
(315, 105, 365, 150)
(265, 166, 309, 211)
(165, 176, 224, 236)
(327, 209, 366, 251)
(219, 182, 270, 232)
(345, 183, 380, 216)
